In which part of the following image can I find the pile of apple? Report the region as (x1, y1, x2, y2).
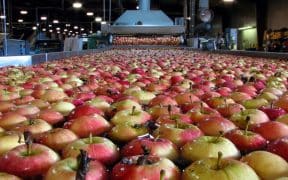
(113, 37, 181, 46)
(1, 49, 288, 179)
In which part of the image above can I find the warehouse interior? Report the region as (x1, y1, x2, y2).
(0, 0, 287, 55)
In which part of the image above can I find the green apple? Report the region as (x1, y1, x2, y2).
(241, 98, 269, 109)
(111, 107, 151, 126)
(182, 152, 259, 180)
(181, 136, 240, 162)
(111, 99, 142, 112)
(241, 151, 288, 180)
(87, 98, 111, 112)
(258, 92, 279, 102)
(230, 109, 270, 129)
(130, 90, 156, 105)
(51, 101, 75, 116)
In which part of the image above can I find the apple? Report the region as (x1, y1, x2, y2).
(30, 99, 50, 109)
(121, 135, 179, 161)
(38, 109, 64, 125)
(39, 89, 68, 102)
(258, 92, 279, 102)
(182, 152, 260, 180)
(156, 113, 192, 125)
(63, 135, 119, 165)
(148, 105, 181, 119)
(45, 150, 108, 180)
(0, 102, 15, 113)
(0, 132, 60, 177)
(130, 90, 156, 105)
(111, 155, 180, 180)
(10, 119, 52, 135)
(108, 124, 149, 142)
(0, 172, 22, 180)
(51, 101, 75, 116)
(241, 151, 288, 180)
(0, 131, 24, 155)
(181, 136, 240, 162)
(0, 112, 27, 130)
(67, 114, 111, 138)
(174, 92, 200, 105)
(251, 121, 288, 141)
(198, 117, 237, 136)
(230, 92, 252, 103)
(36, 128, 78, 151)
(153, 123, 203, 147)
(149, 95, 178, 107)
(110, 99, 142, 112)
(14, 105, 40, 119)
(241, 98, 269, 109)
(259, 103, 286, 121)
(187, 105, 221, 123)
(230, 109, 270, 129)
(277, 114, 288, 125)
(224, 117, 267, 152)
(205, 97, 235, 109)
(268, 137, 288, 161)
(216, 103, 245, 118)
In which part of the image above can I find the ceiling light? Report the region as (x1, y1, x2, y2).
(48, 24, 52, 27)
(0, 15, 6, 19)
(95, 17, 102, 22)
(66, 24, 71, 27)
(73, 2, 82, 9)
(56, 27, 61, 31)
(136, 6, 139, 10)
(69, 30, 73, 33)
(40, 16, 47, 21)
(32, 26, 37, 30)
(86, 12, 94, 16)
(49, 29, 53, 33)
(89, 30, 93, 34)
(20, 10, 28, 15)
(18, 19, 24, 23)
(80, 28, 84, 31)
(53, 20, 59, 24)
(74, 26, 79, 30)
(57, 31, 60, 34)
(76, 32, 79, 34)
(64, 29, 68, 32)
(6, 23, 9, 25)
(42, 28, 47, 32)
(238, 26, 254, 31)
(223, 0, 234, 2)
(101, 21, 107, 25)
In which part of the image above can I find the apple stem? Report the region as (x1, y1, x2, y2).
(224, 98, 227, 108)
(216, 152, 223, 170)
(189, 95, 193, 104)
(131, 106, 136, 116)
(89, 133, 93, 144)
(24, 131, 33, 156)
(271, 102, 274, 109)
(29, 119, 35, 126)
(168, 105, 172, 119)
(160, 170, 166, 180)
(215, 131, 224, 143)
(76, 150, 90, 180)
(141, 145, 151, 156)
(244, 116, 251, 136)
(200, 102, 204, 114)
(189, 82, 193, 91)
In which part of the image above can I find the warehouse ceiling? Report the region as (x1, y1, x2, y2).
(2, 0, 257, 38)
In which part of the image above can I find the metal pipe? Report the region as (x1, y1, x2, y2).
(109, 0, 111, 24)
(189, 0, 196, 37)
(2, 0, 7, 56)
(103, 0, 106, 21)
(139, 0, 150, 11)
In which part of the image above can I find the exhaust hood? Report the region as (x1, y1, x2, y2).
(102, 0, 185, 35)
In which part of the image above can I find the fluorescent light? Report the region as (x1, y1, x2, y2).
(238, 26, 254, 30)
(74, 26, 79, 30)
(223, 0, 234, 2)
(73, 2, 82, 9)
(18, 19, 24, 23)
(101, 21, 107, 25)
(20, 10, 28, 15)
(0, 15, 6, 19)
(32, 26, 37, 30)
(40, 16, 47, 21)
(86, 12, 94, 16)
(53, 20, 59, 24)
(95, 17, 102, 22)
